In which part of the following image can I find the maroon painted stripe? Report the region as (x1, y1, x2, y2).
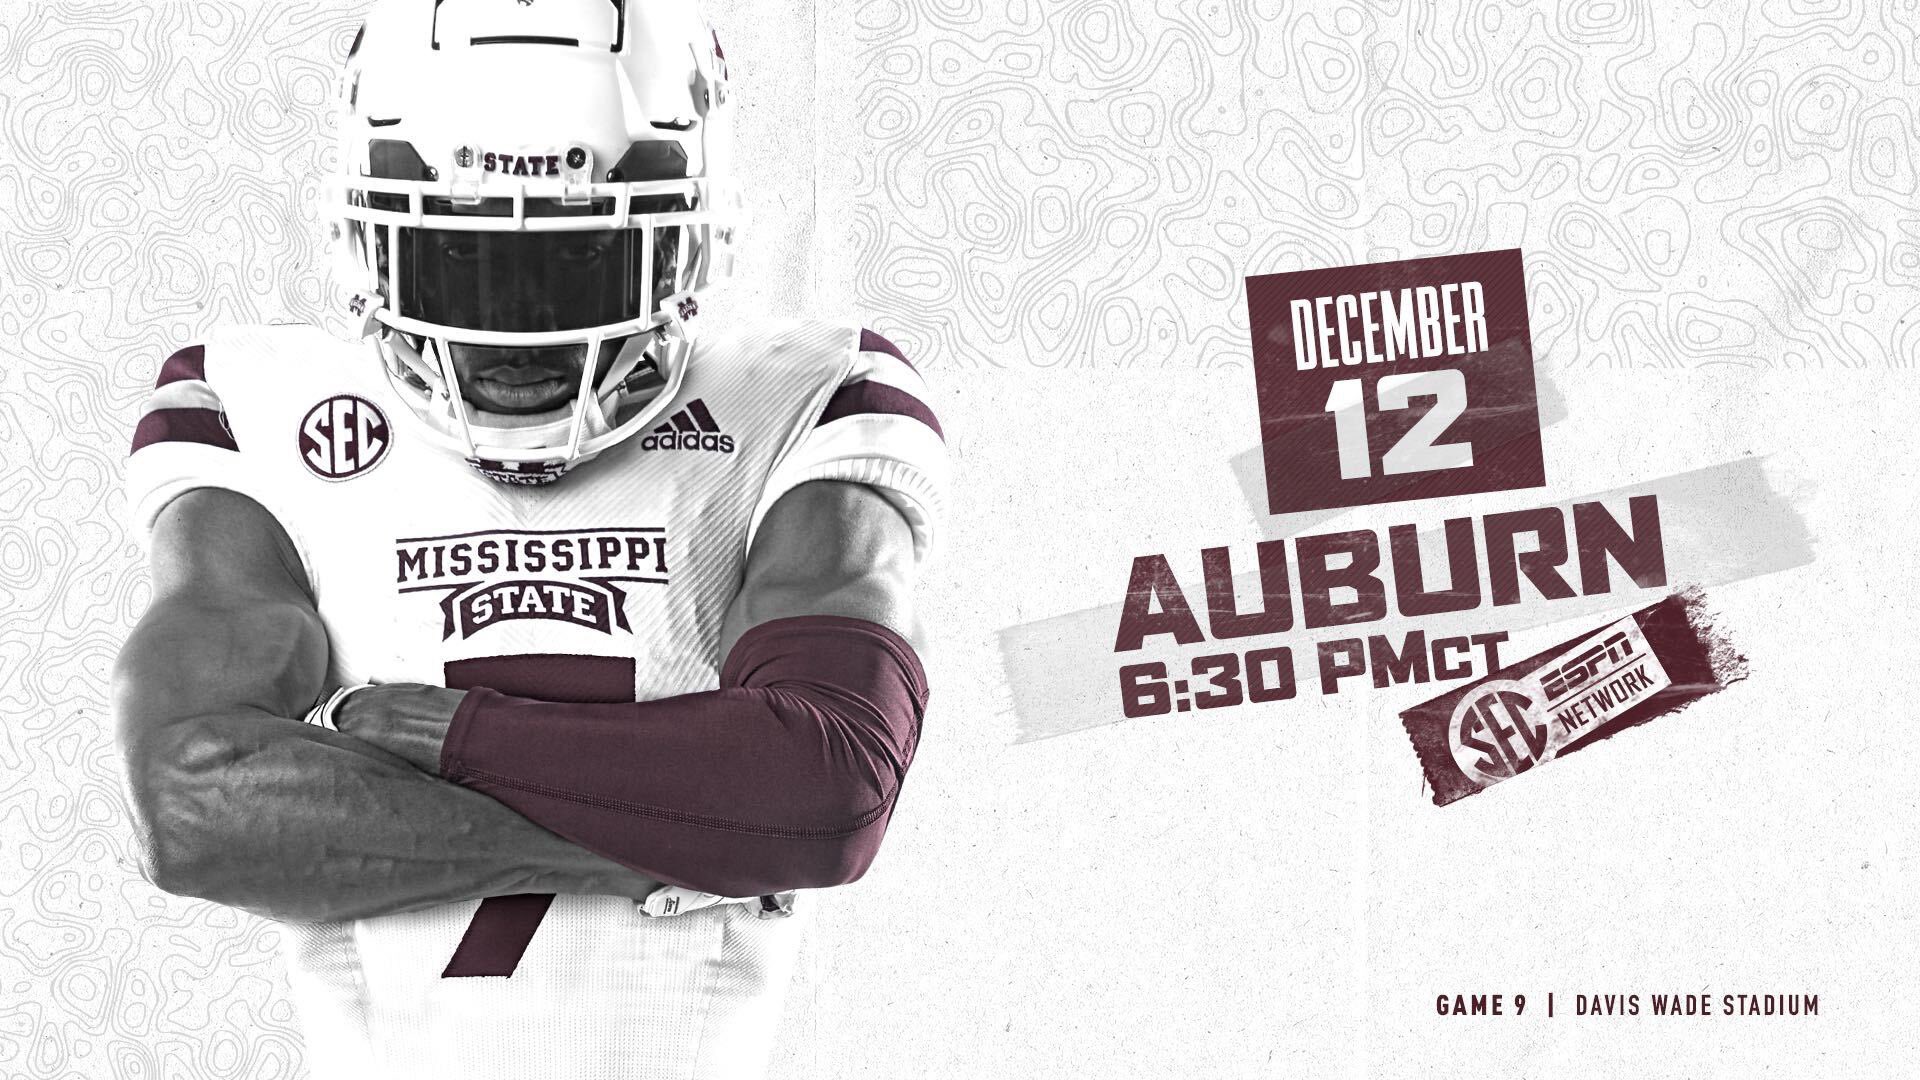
(156, 345, 207, 387)
(670, 410, 698, 433)
(817, 380, 943, 441)
(858, 329, 915, 371)
(440, 894, 557, 977)
(131, 407, 237, 453)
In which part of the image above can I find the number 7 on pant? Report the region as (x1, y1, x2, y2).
(438, 653, 636, 978)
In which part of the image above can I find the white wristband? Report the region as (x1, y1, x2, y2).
(303, 683, 374, 731)
(637, 886, 798, 920)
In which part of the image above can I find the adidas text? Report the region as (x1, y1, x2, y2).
(641, 431, 735, 453)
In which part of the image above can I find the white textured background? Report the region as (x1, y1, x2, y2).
(3, 2, 1918, 1078)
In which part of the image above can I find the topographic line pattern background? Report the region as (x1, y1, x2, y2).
(2, 8, 352, 1078)
(0, 1, 1915, 1077)
(832, 0, 1920, 371)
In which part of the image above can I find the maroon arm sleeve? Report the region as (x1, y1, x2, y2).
(437, 615, 927, 897)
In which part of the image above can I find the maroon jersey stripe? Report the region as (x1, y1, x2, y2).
(131, 407, 237, 453)
(857, 329, 915, 371)
(817, 380, 943, 440)
(156, 345, 207, 387)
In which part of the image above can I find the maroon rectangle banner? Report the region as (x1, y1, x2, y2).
(1247, 249, 1546, 514)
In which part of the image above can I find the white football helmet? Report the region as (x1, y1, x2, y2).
(327, 0, 741, 483)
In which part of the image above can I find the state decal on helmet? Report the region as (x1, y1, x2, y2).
(327, 0, 743, 483)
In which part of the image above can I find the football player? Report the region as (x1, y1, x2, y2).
(111, 2, 946, 1078)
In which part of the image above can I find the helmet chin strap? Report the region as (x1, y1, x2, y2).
(597, 331, 659, 404)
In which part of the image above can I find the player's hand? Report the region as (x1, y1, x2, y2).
(332, 683, 468, 774)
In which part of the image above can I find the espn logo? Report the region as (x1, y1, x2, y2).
(640, 398, 734, 453)
(1539, 632, 1634, 702)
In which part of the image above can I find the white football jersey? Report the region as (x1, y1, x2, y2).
(125, 319, 947, 1080)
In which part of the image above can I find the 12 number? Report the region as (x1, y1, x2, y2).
(1323, 369, 1474, 480)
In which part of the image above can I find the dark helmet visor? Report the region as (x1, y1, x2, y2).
(394, 197, 684, 333)
(404, 226, 638, 333)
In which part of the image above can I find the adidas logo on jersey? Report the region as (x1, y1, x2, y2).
(640, 398, 734, 453)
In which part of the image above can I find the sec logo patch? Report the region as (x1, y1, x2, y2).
(299, 395, 391, 480)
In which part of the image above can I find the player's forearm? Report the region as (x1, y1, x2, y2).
(123, 710, 662, 922)
(336, 618, 926, 897)
(114, 600, 660, 922)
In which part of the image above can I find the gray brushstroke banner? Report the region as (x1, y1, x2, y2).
(999, 455, 1810, 743)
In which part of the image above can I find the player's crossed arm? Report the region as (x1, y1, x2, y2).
(117, 479, 927, 919)
(333, 478, 929, 898)
(112, 488, 666, 923)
